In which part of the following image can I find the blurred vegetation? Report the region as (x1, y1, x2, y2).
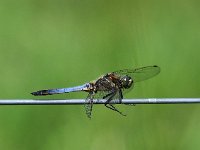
(0, 0, 200, 149)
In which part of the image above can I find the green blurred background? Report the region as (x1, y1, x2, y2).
(0, 0, 200, 149)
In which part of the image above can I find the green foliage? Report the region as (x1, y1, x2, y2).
(0, 0, 200, 149)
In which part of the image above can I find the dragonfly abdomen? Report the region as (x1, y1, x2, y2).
(31, 84, 90, 96)
(31, 89, 68, 96)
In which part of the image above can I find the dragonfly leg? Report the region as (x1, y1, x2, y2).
(103, 89, 123, 102)
(105, 91, 126, 116)
(102, 92, 113, 99)
(119, 89, 123, 103)
(105, 104, 126, 116)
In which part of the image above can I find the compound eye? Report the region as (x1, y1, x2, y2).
(121, 76, 133, 89)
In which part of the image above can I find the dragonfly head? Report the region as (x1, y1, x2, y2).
(120, 75, 133, 89)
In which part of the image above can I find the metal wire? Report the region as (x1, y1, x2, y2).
(0, 98, 199, 105)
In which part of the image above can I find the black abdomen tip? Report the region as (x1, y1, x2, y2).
(31, 90, 50, 96)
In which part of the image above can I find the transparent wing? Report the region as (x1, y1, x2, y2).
(84, 92, 94, 119)
(95, 90, 110, 100)
(114, 65, 160, 83)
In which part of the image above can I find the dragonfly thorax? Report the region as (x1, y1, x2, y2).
(120, 75, 133, 89)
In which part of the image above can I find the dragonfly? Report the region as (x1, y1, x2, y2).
(31, 65, 160, 118)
